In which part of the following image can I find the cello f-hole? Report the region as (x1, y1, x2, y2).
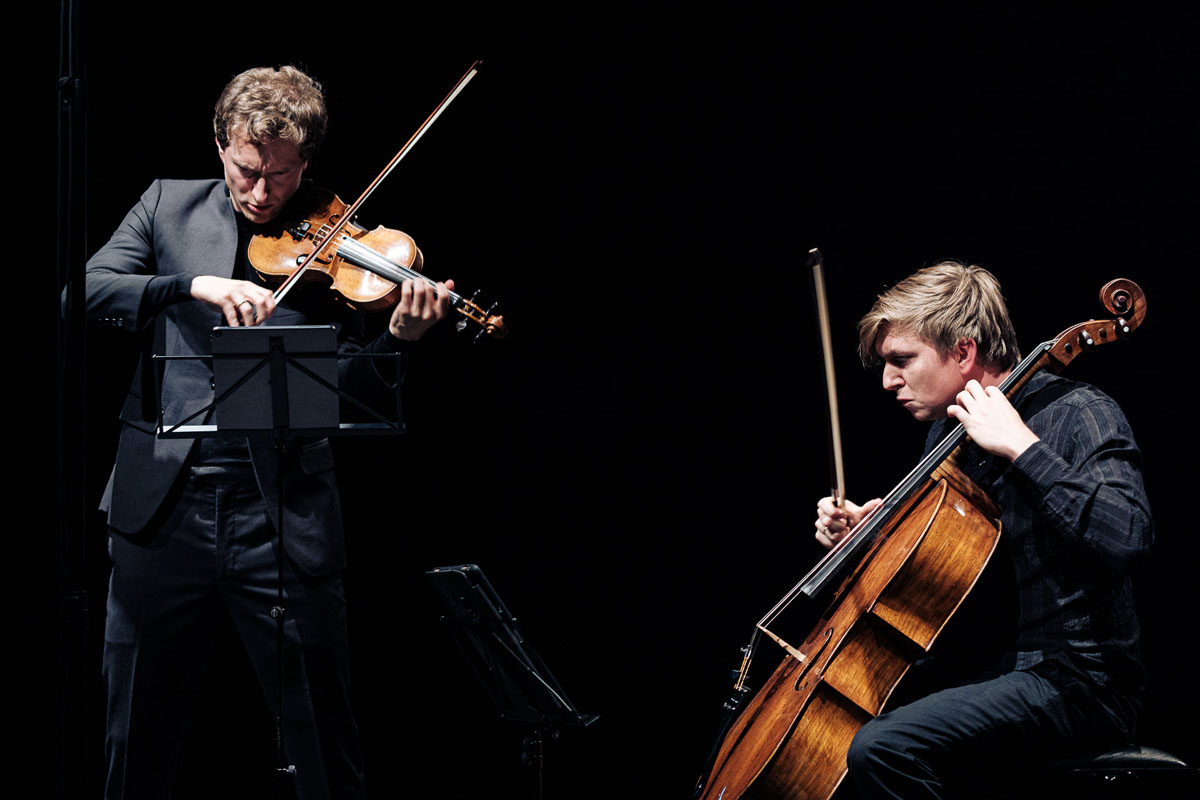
(794, 629, 833, 691)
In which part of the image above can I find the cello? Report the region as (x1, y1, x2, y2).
(693, 272, 1147, 800)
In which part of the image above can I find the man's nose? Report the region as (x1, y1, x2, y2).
(252, 178, 269, 202)
(882, 366, 902, 391)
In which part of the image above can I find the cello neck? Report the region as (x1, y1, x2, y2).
(796, 339, 1059, 599)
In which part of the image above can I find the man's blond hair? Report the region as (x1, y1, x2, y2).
(213, 66, 327, 161)
(857, 260, 1021, 370)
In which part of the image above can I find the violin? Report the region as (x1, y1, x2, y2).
(247, 60, 506, 341)
(248, 186, 507, 339)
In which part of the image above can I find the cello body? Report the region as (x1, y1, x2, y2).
(695, 278, 1146, 800)
(699, 464, 1000, 800)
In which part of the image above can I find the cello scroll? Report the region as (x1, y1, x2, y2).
(693, 273, 1148, 800)
(1046, 278, 1146, 369)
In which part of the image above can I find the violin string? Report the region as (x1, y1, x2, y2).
(335, 237, 467, 306)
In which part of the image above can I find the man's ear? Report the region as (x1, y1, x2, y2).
(955, 337, 979, 377)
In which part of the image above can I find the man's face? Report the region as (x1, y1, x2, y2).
(875, 328, 966, 421)
(217, 131, 307, 223)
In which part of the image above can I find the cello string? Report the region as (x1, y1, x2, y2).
(809, 282, 1142, 580)
(699, 281, 1144, 800)
(759, 337, 1058, 629)
(756, 250, 1056, 635)
(793, 340, 1055, 599)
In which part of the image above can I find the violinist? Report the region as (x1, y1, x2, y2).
(87, 65, 452, 799)
(813, 262, 1151, 799)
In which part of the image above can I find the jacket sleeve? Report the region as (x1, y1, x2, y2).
(86, 181, 192, 331)
(335, 317, 412, 421)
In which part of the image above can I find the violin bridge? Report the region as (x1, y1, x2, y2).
(756, 624, 807, 664)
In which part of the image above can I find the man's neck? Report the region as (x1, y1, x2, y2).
(974, 365, 1012, 389)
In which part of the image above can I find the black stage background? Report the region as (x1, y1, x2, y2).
(60, 3, 1196, 797)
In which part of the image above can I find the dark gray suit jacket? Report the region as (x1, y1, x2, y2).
(87, 179, 402, 575)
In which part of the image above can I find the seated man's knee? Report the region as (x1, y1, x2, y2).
(847, 717, 890, 776)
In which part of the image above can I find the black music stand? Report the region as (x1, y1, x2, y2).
(427, 564, 598, 800)
(155, 325, 406, 795)
(159, 325, 408, 441)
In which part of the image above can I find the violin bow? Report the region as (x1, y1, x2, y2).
(273, 61, 482, 306)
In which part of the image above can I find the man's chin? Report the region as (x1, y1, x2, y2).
(903, 404, 940, 422)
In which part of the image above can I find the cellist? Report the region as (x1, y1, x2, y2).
(814, 261, 1151, 798)
(86, 65, 454, 799)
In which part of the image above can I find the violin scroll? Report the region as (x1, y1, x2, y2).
(455, 290, 507, 341)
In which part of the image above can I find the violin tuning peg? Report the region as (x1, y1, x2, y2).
(456, 318, 469, 333)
